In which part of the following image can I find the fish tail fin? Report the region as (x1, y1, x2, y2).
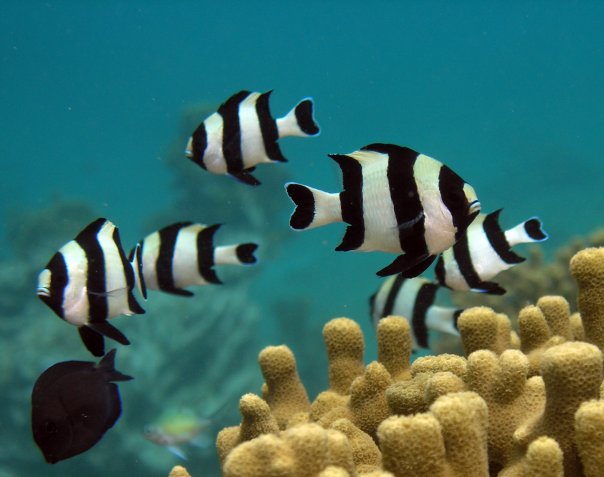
(214, 243, 258, 265)
(285, 182, 342, 230)
(98, 349, 134, 381)
(505, 217, 549, 246)
(277, 98, 320, 137)
(425, 307, 463, 336)
(128, 242, 147, 300)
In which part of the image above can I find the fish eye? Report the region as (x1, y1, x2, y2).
(44, 420, 58, 434)
(445, 188, 466, 207)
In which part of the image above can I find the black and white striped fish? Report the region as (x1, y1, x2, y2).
(286, 143, 481, 277)
(37, 218, 145, 357)
(130, 222, 258, 296)
(185, 90, 320, 186)
(434, 209, 548, 295)
(370, 275, 463, 350)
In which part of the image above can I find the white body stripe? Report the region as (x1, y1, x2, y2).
(141, 231, 162, 290)
(171, 224, 209, 288)
(60, 241, 90, 326)
(414, 154, 456, 255)
(202, 113, 227, 174)
(358, 152, 401, 252)
(441, 214, 509, 291)
(100, 229, 136, 318)
(239, 93, 271, 168)
(372, 275, 459, 350)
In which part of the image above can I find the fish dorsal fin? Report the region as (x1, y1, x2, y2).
(361, 143, 420, 161)
(98, 349, 133, 381)
(330, 149, 385, 167)
(75, 218, 114, 243)
(217, 90, 252, 114)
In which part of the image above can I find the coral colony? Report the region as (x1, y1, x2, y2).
(171, 248, 604, 477)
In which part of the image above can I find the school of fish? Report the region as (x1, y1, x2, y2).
(31, 89, 547, 463)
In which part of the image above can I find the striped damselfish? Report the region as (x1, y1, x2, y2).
(36, 218, 145, 357)
(286, 143, 481, 277)
(435, 209, 548, 294)
(185, 90, 320, 186)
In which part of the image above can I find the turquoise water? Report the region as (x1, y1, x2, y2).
(1, 1, 604, 476)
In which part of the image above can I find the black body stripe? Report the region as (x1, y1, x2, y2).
(197, 224, 221, 284)
(218, 90, 249, 174)
(413, 282, 438, 348)
(385, 146, 428, 256)
(382, 274, 405, 318)
(439, 165, 470, 240)
(256, 91, 285, 162)
(156, 223, 187, 292)
(330, 154, 364, 251)
(483, 210, 524, 264)
(434, 255, 446, 287)
(451, 234, 483, 289)
(41, 252, 68, 319)
(75, 219, 108, 323)
(189, 122, 208, 170)
(112, 228, 144, 314)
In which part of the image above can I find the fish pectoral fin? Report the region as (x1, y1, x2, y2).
(78, 326, 105, 357)
(472, 281, 507, 295)
(395, 212, 425, 236)
(87, 322, 130, 346)
(377, 254, 436, 278)
(167, 446, 187, 460)
(87, 287, 128, 298)
(230, 169, 261, 186)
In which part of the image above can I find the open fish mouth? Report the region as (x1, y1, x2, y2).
(468, 200, 481, 215)
(36, 287, 51, 297)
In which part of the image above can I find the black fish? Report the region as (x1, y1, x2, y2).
(31, 349, 132, 464)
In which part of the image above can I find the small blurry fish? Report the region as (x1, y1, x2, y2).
(435, 209, 548, 295)
(286, 143, 481, 277)
(185, 90, 320, 186)
(370, 275, 463, 350)
(37, 218, 145, 357)
(130, 222, 258, 296)
(143, 408, 212, 459)
(31, 349, 132, 464)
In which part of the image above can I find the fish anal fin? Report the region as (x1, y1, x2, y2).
(230, 169, 261, 186)
(162, 287, 195, 297)
(79, 326, 105, 357)
(88, 322, 130, 346)
(377, 254, 436, 278)
(473, 281, 507, 295)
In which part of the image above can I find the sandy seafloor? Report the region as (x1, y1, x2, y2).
(1, 1, 604, 476)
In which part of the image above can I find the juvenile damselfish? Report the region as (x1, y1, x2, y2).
(370, 275, 463, 350)
(435, 209, 548, 294)
(286, 143, 481, 277)
(31, 349, 132, 464)
(130, 222, 258, 296)
(185, 90, 320, 186)
(37, 218, 145, 357)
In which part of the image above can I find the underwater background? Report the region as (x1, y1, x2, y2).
(1, 1, 604, 476)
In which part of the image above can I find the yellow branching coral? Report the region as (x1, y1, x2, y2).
(513, 341, 603, 476)
(259, 345, 310, 429)
(570, 247, 604, 351)
(169, 247, 604, 477)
